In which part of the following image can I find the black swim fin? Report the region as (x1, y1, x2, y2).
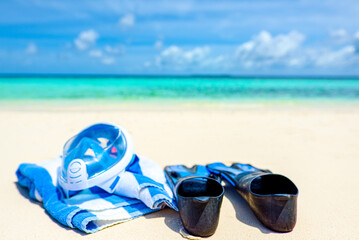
(207, 162, 298, 232)
(164, 165, 224, 237)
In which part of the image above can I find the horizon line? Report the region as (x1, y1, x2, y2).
(1, 73, 359, 79)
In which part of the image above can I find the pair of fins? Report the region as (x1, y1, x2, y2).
(165, 162, 298, 235)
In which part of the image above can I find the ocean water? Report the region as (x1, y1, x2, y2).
(1, 77, 359, 103)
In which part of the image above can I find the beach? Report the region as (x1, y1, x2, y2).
(3, 0, 359, 238)
(1, 102, 359, 239)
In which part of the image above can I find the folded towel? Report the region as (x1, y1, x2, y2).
(16, 154, 177, 233)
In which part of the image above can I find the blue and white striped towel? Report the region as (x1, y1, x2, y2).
(16, 154, 177, 233)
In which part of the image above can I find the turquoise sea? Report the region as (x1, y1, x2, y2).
(1, 77, 359, 103)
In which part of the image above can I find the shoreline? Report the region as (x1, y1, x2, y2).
(1, 98, 359, 112)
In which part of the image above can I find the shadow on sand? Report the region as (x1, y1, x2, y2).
(144, 208, 183, 234)
(145, 183, 276, 235)
(223, 184, 274, 234)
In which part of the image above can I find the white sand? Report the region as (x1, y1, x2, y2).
(1, 102, 358, 239)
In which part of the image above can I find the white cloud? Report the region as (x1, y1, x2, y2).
(118, 14, 135, 29)
(330, 29, 352, 44)
(156, 45, 211, 67)
(25, 43, 37, 54)
(89, 48, 117, 65)
(74, 29, 99, 50)
(104, 45, 125, 55)
(313, 46, 356, 67)
(235, 31, 305, 68)
(154, 40, 163, 50)
(310, 30, 359, 67)
(330, 29, 348, 39)
(89, 49, 103, 58)
(202, 55, 226, 67)
(102, 57, 115, 65)
(234, 30, 359, 69)
(152, 30, 359, 72)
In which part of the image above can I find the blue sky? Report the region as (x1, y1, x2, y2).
(0, 0, 359, 75)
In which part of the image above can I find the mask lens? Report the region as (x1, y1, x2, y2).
(62, 124, 127, 180)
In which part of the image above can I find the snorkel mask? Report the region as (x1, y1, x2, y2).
(58, 123, 135, 197)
